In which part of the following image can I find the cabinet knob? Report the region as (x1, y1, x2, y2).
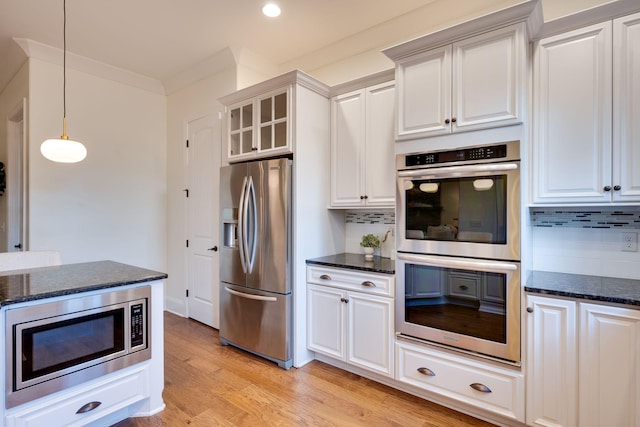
(360, 195, 365, 200)
(319, 274, 331, 281)
(526, 307, 533, 313)
(361, 281, 376, 288)
(451, 118, 457, 123)
(363, 195, 368, 199)
(604, 186, 612, 192)
(444, 119, 450, 124)
(340, 297, 349, 304)
(417, 367, 436, 376)
(470, 383, 492, 393)
(251, 147, 258, 151)
(459, 285, 468, 290)
(614, 185, 622, 191)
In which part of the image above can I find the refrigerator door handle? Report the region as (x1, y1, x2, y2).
(246, 176, 257, 273)
(238, 176, 248, 274)
(225, 286, 277, 302)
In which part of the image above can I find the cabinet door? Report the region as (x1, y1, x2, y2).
(579, 303, 640, 427)
(395, 45, 451, 139)
(257, 88, 291, 157)
(307, 285, 346, 360)
(526, 296, 578, 427)
(533, 22, 613, 203)
(452, 23, 525, 132)
(347, 292, 393, 377)
(364, 81, 396, 207)
(227, 101, 255, 161)
(613, 12, 640, 202)
(330, 89, 365, 207)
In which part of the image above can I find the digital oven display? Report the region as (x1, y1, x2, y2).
(405, 144, 508, 167)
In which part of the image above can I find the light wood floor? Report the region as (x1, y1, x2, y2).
(113, 312, 494, 426)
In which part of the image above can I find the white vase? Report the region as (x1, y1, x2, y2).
(363, 247, 374, 260)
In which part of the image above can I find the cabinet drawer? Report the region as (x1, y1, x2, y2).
(307, 265, 394, 297)
(396, 341, 524, 421)
(6, 367, 148, 427)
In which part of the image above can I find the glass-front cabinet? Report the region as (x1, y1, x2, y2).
(225, 88, 290, 162)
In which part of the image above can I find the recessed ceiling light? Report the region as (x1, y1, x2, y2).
(262, 3, 281, 18)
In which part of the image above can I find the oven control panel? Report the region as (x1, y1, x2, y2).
(405, 144, 507, 167)
(131, 302, 145, 347)
(398, 141, 519, 170)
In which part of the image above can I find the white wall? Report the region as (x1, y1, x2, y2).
(28, 58, 167, 271)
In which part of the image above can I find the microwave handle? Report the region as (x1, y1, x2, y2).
(397, 252, 518, 274)
(397, 163, 518, 179)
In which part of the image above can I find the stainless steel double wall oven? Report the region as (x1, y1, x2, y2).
(395, 141, 521, 363)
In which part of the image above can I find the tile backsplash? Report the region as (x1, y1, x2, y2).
(345, 210, 395, 258)
(345, 211, 395, 225)
(530, 208, 640, 229)
(530, 208, 640, 279)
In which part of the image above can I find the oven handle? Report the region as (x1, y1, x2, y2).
(397, 253, 518, 273)
(397, 162, 518, 179)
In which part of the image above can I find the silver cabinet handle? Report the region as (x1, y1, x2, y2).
(417, 367, 435, 376)
(470, 383, 492, 393)
(319, 274, 331, 280)
(76, 401, 102, 414)
(361, 281, 376, 287)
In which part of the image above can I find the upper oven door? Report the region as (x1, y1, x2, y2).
(397, 161, 520, 261)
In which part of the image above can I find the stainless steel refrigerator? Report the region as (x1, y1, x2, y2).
(219, 157, 293, 369)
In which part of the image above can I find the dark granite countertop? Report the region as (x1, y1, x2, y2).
(0, 260, 167, 307)
(306, 253, 395, 275)
(525, 270, 640, 307)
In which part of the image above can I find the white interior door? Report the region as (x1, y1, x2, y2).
(6, 99, 26, 253)
(186, 113, 221, 328)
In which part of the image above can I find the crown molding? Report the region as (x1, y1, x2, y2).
(218, 69, 329, 106)
(383, 0, 542, 61)
(14, 38, 165, 95)
(534, 0, 640, 40)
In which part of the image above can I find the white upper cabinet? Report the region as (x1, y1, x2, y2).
(532, 12, 640, 204)
(391, 23, 527, 140)
(613, 12, 640, 202)
(225, 88, 290, 162)
(220, 71, 329, 163)
(330, 77, 395, 208)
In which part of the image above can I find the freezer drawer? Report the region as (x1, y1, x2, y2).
(219, 283, 292, 369)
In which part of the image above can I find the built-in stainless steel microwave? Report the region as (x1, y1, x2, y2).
(5, 286, 151, 408)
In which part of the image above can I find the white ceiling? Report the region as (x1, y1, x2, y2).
(0, 0, 441, 92)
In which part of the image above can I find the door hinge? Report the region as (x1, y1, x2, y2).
(186, 139, 189, 148)
(186, 289, 189, 297)
(186, 239, 189, 248)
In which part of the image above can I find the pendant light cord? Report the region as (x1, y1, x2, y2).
(63, 0, 67, 121)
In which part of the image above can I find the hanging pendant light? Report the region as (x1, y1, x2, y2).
(41, 0, 87, 163)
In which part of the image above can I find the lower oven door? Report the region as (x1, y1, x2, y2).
(396, 252, 521, 363)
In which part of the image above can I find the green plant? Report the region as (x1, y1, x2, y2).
(360, 233, 380, 248)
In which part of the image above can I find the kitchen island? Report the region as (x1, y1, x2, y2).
(0, 260, 167, 427)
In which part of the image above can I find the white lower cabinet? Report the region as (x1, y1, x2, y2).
(526, 295, 577, 427)
(526, 295, 640, 427)
(578, 303, 640, 427)
(307, 266, 394, 377)
(5, 366, 148, 427)
(396, 340, 525, 422)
